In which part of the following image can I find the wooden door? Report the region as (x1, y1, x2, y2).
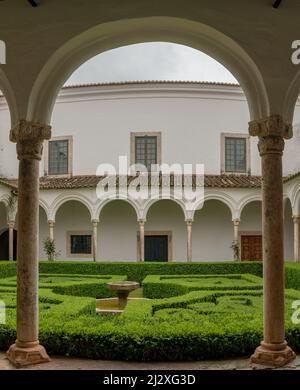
(241, 235, 262, 261)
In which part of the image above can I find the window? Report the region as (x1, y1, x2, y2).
(70, 235, 92, 254)
(221, 133, 250, 174)
(44, 136, 73, 176)
(67, 231, 92, 257)
(131, 132, 161, 171)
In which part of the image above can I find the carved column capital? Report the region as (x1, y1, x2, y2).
(48, 220, 55, 227)
(249, 115, 292, 139)
(185, 219, 193, 227)
(10, 119, 52, 161)
(138, 219, 146, 226)
(292, 215, 300, 224)
(92, 219, 99, 227)
(7, 220, 15, 229)
(232, 218, 240, 226)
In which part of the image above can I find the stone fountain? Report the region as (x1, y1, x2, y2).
(106, 281, 140, 309)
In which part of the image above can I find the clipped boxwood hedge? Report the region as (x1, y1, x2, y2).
(37, 261, 263, 283)
(1, 261, 300, 361)
(142, 274, 263, 299)
(285, 263, 300, 290)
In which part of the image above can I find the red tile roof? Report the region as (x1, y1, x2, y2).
(0, 174, 262, 191)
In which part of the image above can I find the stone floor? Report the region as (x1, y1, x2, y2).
(1, 352, 300, 370)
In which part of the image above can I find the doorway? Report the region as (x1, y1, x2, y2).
(144, 234, 169, 262)
(241, 235, 262, 261)
(0, 229, 17, 261)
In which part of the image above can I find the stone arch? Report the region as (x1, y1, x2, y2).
(192, 192, 237, 220)
(39, 199, 50, 221)
(27, 16, 269, 125)
(0, 68, 18, 126)
(283, 68, 300, 125)
(50, 193, 94, 221)
(290, 185, 300, 215)
(96, 197, 140, 221)
(238, 194, 262, 217)
(143, 197, 187, 221)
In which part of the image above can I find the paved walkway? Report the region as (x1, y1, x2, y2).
(1, 352, 300, 370)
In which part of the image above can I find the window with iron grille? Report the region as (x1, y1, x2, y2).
(70, 235, 92, 254)
(225, 137, 247, 173)
(135, 136, 157, 170)
(48, 140, 69, 175)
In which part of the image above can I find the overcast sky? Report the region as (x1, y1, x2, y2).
(66, 42, 238, 85)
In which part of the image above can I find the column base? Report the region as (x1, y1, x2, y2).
(6, 341, 51, 367)
(250, 341, 296, 367)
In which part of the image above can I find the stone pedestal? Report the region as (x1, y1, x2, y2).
(249, 115, 296, 367)
(6, 120, 51, 367)
(251, 341, 296, 367)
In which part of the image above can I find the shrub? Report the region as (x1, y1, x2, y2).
(285, 263, 300, 290)
(1, 262, 300, 361)
(142, 274, 262, 299)
(36, 261, 263, 283)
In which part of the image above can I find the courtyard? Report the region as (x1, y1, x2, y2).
(1, 261, 300, 366)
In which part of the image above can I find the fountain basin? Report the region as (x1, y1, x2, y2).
(106, 281, 140, 309)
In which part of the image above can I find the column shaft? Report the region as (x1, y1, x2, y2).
(48, 220, 55, 241)
(249, 115, 295, 367)
(92, 220, 98, 262)
(293, 216, 300, 263)
(139, 220, 145, 262)
(8, 221, 15, 261)
(6, 120, 51, 366)
(186, 220, 192, 262)
(232, 219, 240, 261)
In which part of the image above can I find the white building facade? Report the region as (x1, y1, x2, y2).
(1, 81, 300, 262)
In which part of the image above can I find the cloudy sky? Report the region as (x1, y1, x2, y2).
(66, 42, 238, 85)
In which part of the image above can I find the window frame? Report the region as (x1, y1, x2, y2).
(66, 231, 92, 258)
(221, 133, 250, 175)
(130, 132, 162, 171)
(44, 135, 73, 177)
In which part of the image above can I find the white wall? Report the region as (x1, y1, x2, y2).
(193, 200, 233, 261)
(145, 200, 186, 261)
(48, 85, 256, 176)
(49, 201, 92, 261)
(99, 200, 137, 261)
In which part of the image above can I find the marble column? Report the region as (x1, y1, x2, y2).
(249, 115, 295, 367)
(8, 220, 15, 261)
(232, 219, 240, 261)
(6, 120, 51, 366)
(233, 219, 240, 244)
(92, 219, 98, 262)
(138, 219, 145, 262)
(48, 220, 55, 242)
(186, 219, 193, 262)
(293, 215, 300, 263)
